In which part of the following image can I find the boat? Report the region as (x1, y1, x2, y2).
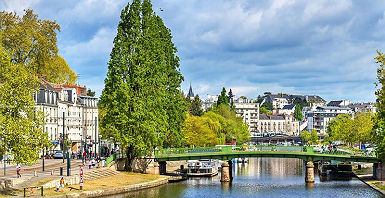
(186, 159, 219, 177)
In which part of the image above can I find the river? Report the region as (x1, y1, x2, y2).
(110, 158, 382, 198)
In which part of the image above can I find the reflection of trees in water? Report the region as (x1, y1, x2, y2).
(234, 158, 304, 178)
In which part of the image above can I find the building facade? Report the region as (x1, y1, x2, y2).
(256, 114, 300, 137)
(305, 106, 353, 135)
(234, 102, 259, 134)
(35, 80, 99, 155)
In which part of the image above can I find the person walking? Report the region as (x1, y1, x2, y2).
(60, 177, 65, 188)
(16, 164, 21, 178)
(88, 160, 92, 169)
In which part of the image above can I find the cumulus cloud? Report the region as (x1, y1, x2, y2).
(3, 0, 385, 101)
(0, 0, 40, 14)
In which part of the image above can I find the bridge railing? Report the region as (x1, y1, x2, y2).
(155, 145, 309, 157)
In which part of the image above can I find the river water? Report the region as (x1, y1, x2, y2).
(111, 158, 382, 198)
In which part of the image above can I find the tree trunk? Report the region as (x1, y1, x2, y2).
(125, 146, 134, 171)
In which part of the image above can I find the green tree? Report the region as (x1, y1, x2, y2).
(99, 0, 185, 170)
(0, 10, 77, 84)
(0, 45, 50, 164)
(310, 129, 319, 145)
(228, 89, 234, 110)
(300, 130, 311, 145)
(207, 104, 250, 144)
(259, 107, 269, 114)
(87, 88, 96, 97)
(217, 87, 228, 106)
(294, 104, 303, 121)
(182, 114, 223, 147)
(256, 95, 264, 104)
(373, 50, 385, 159)
(190, 95, 203, 116)
(327, 112, 373, 147)
(327, 114, 354, 145)
(261, 102, 273, 111)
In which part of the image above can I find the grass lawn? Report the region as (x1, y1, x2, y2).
(353, 167, 371, 175)
(41, 172, 165, 196)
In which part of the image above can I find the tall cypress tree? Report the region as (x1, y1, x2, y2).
(217, 87, 228, 106)
(99, 0, 185, 170)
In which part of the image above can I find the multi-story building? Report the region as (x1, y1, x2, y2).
(256, 114, 300, 136)
(35, 81, 59, 146)
(264, 94, 326, 109)
(35, 80, 99, 154)
(305, 106, 353, 135)
(327, 100, 350, 107)
(234, 101, 259, 134)
(278, 104, 296, 115)
(202, 94, 219, 112)
(348, 102, 377, 113)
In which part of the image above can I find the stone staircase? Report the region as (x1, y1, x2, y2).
(83, 168, 119, 181)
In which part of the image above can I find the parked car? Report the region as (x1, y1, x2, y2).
(53, 151, 64, 159)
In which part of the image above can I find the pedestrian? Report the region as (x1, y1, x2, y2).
(60, 177, 65, 188)
(16, 164, 21, 178)
(83, 151, 86, 160)
(88, 160, 92, 169)
(92, 158, 96, 168)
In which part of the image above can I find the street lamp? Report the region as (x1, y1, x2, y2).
(98, 135, 102, 158)
(80, 134, 83, 163)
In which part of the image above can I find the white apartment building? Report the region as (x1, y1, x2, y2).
(306, 106, 353, 135)
(234, 101, 259, 134)
(256, 114, 300, 137)
(36, 80, 99, 154)
(35, 82, 59, 145)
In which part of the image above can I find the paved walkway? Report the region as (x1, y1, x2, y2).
(0, 159, 83, 179)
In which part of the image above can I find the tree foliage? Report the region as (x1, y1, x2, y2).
(228, 89, 234, 110)
(373, 50, 385, 159)
(0, 10, 77, 84)
(206, 104, 250, 144)
(189, 95, 203, 116)
(182, 104, 250, 147)
(328, 112, 373, 146)
(293, 97, 308, 108)
(217, 87, 228, 106)
(183, 114, 223, 147)
(300, 130, 318, 145)
(294, 104, 303, 121)
(0, 45, 50, 164)
(259, 107, 269, 114)
(261, 102, 273, 111)
(99, 0, 186, 170)
(87, 89, 96, 97)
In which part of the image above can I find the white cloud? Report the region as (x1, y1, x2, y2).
(0, 0, 40, 14)
(61, 27, 116, 67)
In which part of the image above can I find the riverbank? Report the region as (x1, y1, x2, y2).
(0, 172, 167, 197)
(353, 166, 385, 196)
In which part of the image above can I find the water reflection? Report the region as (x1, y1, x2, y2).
(109, 158, 382, 198)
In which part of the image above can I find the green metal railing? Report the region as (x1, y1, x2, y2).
(105, 153, 116, 166)
(155, 145, 374, 158)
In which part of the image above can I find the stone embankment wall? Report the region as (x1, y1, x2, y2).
(51, 177, 169, 198)
(0, 176, 33, 190)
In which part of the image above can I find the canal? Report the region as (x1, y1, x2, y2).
(112, 158, 382, 198)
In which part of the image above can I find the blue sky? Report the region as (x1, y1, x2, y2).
(2, 0, 385, 102)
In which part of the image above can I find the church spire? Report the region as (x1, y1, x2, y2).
(187, 83, 194, 98)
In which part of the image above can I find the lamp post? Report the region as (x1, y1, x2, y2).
(98, 135, 102, 158)
(80, 134, 83, 164)
(62, 112, 65, 163)
(94, 117, 97, 158)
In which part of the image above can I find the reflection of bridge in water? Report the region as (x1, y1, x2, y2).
(153, 145, 379, 183)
